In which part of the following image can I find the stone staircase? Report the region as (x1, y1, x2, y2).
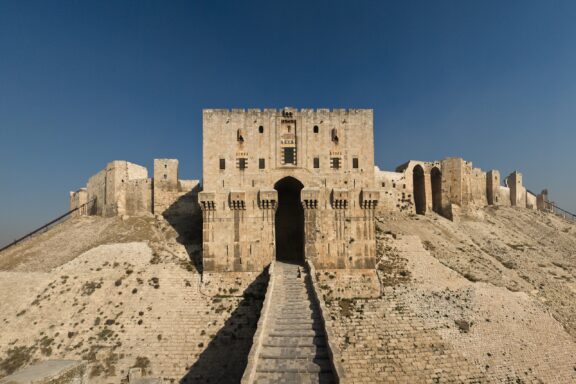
(244, 261, 336, 384)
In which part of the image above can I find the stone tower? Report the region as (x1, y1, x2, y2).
(199, 108, 380, 273)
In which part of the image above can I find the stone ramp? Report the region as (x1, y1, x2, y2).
(243, 261, 336, 384)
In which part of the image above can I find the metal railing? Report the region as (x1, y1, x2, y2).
(544, 201, 576, 222)
(0, 199, 95, 253)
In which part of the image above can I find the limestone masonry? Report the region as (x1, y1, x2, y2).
(3, 107, 574, 384)
(70, 108, 552, 276)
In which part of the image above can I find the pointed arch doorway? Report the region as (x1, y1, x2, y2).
(274, 177, 304, 264)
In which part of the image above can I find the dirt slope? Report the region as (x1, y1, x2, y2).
(0, 216, 265, 383)
(1, 207, 575, 383)
(378, 207, 576, 338)
(318, 207, 576, 383)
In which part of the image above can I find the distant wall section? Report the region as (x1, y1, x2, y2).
(71, 159, 199, 218)
(377, 157, 549, 220)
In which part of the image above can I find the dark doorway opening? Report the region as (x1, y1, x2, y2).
(274, 177, 304, 263)
(431, 167, 442, 215)
(413, 165, 426, 215)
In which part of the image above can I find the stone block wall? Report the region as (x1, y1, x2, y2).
(69, 188, 88, 216)
(200, 108, 379, 273)
(375, 168, 412, 213)
(86, 161, 149, 217)
(381, 157, 547, 220)
(526, 191, 537, 210)
(73, 159, 199, 219)
(394, 160, 444, 216)
(506, 171, 527, 208)
(123, 179, 153, 216)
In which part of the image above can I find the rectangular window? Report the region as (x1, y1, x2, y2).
(313, 157, 320, 169)
(283, 148, 295, 164)
(331, 157, 340, 169)
(238, 158, 247, 170)
(219, 158, 226, 170)
(259, 158, 265, 169)
(352, 158, 359, 169)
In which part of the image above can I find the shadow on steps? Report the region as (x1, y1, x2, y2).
(179, 268, 269, 384)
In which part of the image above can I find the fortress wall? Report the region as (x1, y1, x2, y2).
(123, 178, 153, 216)
(86, 168, 107, 216)
(375, 169, 411, 213)
(463, 162, 487, 208)
(155, 179, 200, 218)
(526, 191, 537, 210)
(389, 157, 552, 220)
(78, 159, 199, 219)
(497, 186, 511, 207)
(506, 171, 526, 208)
(537, 190, 551, 211)
(85, 161, 149, 217)
(486, 170, 500, 205)
(395, 160, 440, 215)
(68, 188, 88, 216)
(440, 158, 464, 209)
(201, 108, 378, 273)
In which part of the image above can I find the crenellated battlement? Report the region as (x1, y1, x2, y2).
(203, 108, 373, 116)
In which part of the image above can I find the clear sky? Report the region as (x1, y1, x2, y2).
(1, 0, 575, 247)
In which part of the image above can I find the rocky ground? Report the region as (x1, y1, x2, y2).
(320, 207, 576, 383)
(0, 216, 266, 384)
(1, 207, 575, 383)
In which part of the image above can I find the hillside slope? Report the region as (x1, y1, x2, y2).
(0, 216, 266, 384)
(319, 207, 576, 383)
(1, 207, 575, 383)
(379, 207, 576, 338)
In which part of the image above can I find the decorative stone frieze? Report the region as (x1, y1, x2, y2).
(301, 188, 320, 209)
(199, 192, 217, 211)
(331, 189, 349, 209)
(229, 190, 246, 210)
(360, 189, 380, 209)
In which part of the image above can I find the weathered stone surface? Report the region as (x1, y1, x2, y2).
(242, 262, 336, 384)
(0, 360, 86, 384)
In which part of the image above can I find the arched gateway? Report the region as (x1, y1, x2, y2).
(274, 177, 304, 263)
(198, 108, 379, 273)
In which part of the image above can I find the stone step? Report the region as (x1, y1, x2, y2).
(271, 323, 324, 331)
(268, 329, 324, 337)
(256, 356, 333, 373)
(253, 372, 335, 384)
(269, 315, 320, 322)
(259, 346, 329, 359)
(263, 335, 327, 347)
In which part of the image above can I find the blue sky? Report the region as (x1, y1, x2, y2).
(1, 0, 575, 246)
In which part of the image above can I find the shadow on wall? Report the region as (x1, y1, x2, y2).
(180, 268, 269, 384)
(162, 188, 203, 272)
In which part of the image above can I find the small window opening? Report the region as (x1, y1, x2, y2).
(164, 164, 167, 168)
(238, 158, 247, 170)
(331, 157, 341, 169)
(331, 128, 339, 143)
(283, 148, 295, 164)
(313, 125, 319, 133)
(164, 174, 167, 179)
(237, 129, 244, 143)
(259, 158, 265, 169)
(352, 158, 359, 169)
(313, 157, 320, 168)
(219, 158, 226, 170)
(382, 182, 385, 187)
(258, 125, 264, 134)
